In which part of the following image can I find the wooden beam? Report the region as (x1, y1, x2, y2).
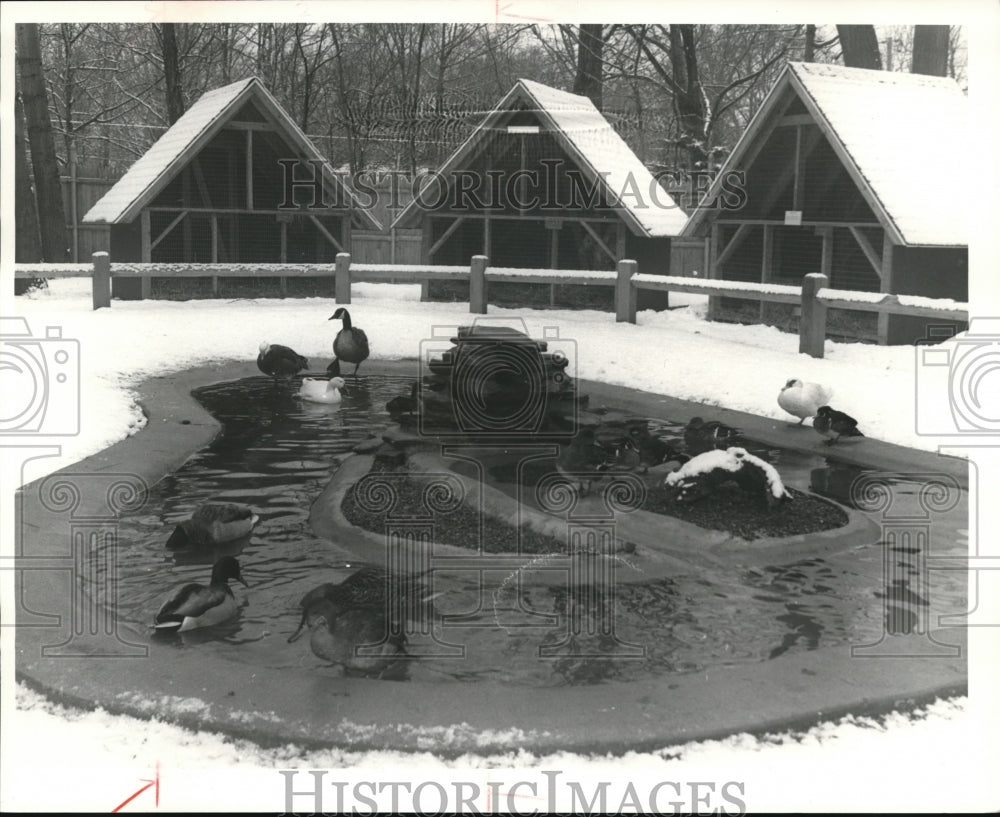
(309, 214, 344, 253)
(245, 129, 253, 210)
(848, 225, 883, 276)
(429, 216, 466, 258)
(224, 120, 281, 132)
(819, 227, 833, 280)
(793, 125, 807, 211)
(210, 214, 219, 295)
(580, 221, 616, 264)
(777, 113, 814, 127)
(759, 223, 774, 322)
(756, 125, 823, 221)
(191, 158, 212, 207)
(140, 209, 152, 298)
(878, 233, 895, 344)
(715, 222, 753, 269)
(149, 210, 187, 251)
(707, 222, 721, 320)
(483, 215, 491, 257)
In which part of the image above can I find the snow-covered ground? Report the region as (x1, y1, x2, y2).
(2, 279, 997, 811)
(4, 277, 958, 485)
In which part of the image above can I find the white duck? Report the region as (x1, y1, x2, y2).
(299, 376, 346, 404)
(778, 378, 834, 424)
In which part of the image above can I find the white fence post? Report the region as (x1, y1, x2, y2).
(799, 273, 828, 358)
(92, 252, 111, 310)
(615, 259, 637, 323)
(335, 252, 351, 304)
(470, 255, 488, 314)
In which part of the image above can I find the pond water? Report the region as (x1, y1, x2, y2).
(105, 375, 968, 686)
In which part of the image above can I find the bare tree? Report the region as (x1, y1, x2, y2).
(573, 24, 605, 110)
(837, 25, 882, 69)
(16, 23, 67, 262)
(911, 25, 949, 76)
(15, 93, 43, 264)
(158, 23, 186, 123)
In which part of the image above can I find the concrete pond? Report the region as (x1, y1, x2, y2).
(15, 358, 969, 755)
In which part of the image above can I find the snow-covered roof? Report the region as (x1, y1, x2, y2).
(83, 78, 381, 229)
(684, 62, 968, 247)
(391, 78, 688, 238)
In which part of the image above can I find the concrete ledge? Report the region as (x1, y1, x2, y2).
(15, 359, 969, 755)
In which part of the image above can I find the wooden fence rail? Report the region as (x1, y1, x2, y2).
(14, 252, 969, 359)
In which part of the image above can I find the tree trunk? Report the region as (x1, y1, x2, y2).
(911, 25, 949, 76)
(837, 25, 882, 70)
(14, 93, 43, 265)
(16, 23, 68, 263)
(803, 25, 816, 62)
(669, 25, 708, 167)
(161, 23, 185, 123)
(573, 24, 604, 110)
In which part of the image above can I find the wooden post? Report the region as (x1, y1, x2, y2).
(615, 259, 637, 324)
(759, 224, 773, 323)
(470, 255, 488, 314)
(92, 252, 111, 310)
(878, 232, 894, 345)
(335, 252, 351, 304)
(139, 209, 152, 299)
(420, 215, 433, 301)
(706, 222, 721, 321)
(799, 272, 828, 358)
(211, 213, 219, 296)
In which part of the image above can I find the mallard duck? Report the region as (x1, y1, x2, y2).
(778, 378, 834, 424)
(813, 405, 864, 445)
(386, 382, 419, 416)
(298, 376, 346, 404)
(288, 597, 407, 677)
(683, 416, 742, 456)
(165, 502, 260, 549)
(257, 341, 308, 381)
(627, 424, 681, 468)
(287, 566, 440, 642)
(152, 556, 247, 633)
(329, 308, 370, 377)
(556, 426, 611, 496)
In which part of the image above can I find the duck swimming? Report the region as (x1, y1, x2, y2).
(152, 556, 247, 633)
(298, 375, 346, 404)
(556, 426, 611, 496)
(683, 416, 742, 456)
(387, 382, 419, 416)
(329, 308, 370, 377)
(289, 597, 407, 678)
(813, 405, 864, 445)
(778, 378, 834, 424)
(165, 502, 260, 549)
(287, 566, 441, 643)
(257, 341, 308, 381)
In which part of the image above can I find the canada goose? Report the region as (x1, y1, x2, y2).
(683, 416, 742, 456)
(329, 308, 370, 377)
